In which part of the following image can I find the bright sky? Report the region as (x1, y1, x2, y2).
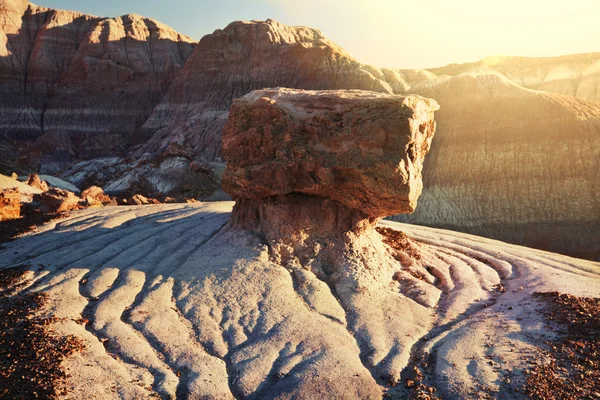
(35, 0, 600, 69)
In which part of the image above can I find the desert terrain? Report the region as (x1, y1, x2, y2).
(1, 1, 599, 399)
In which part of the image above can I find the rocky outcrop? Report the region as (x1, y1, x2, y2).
(81, 185, 116, 206)
(38, 188, 81, 212)
(223, 89, 439, 217)
(0, 188, 20, 220)
(392, 73, 600, 260)
(0, 0, 196, 172)
(125, 194, 160, 205)
(25, 174, 48, 191)
(0, 173, 43, 205)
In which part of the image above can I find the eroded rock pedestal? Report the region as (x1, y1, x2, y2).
(223, 88, 440, 384)
(224, 88, 438, 268)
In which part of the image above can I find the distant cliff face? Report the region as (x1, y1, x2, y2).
(392, 73, 600, 260)
(0, 0, 196, 173)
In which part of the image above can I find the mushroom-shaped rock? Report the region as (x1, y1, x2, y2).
(222, 88, 440, 384)
(223, 88, 439, 218)
(223, 88, 439, 257)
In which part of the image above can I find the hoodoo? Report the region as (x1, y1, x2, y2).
(223, 88, 438, 264)
(222, 88, 441, 383)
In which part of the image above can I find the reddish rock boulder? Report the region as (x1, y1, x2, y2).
(25, 174, 49, 192)
(81, 186, 117, 207)
(223, 88, 439, 217)
(39, 189, 81, 213)
(126, 194, 161, 206)
(0, 189, 21, 221)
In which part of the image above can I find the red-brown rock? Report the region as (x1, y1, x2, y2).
(223, 88, 439, 217)
(0, 189, 21, 221)
(38, 188, 81, 213)
(25, 174, 49, 192)
(126, 194, 160, 205)
(81, 186, 116, 206)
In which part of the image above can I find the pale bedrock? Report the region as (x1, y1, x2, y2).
(3, 203, 598, 398)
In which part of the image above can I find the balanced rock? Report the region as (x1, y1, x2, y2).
(223, 88, 439, 218)
(0, 188, 21, 221)
(223, 88, 440, 385)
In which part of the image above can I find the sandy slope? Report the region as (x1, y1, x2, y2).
(0, 202, 598, 399)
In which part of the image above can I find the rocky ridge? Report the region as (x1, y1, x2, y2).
(392, 73, 600, 260)
(0, 0, 196, 173)
(421, 53, 600, 102)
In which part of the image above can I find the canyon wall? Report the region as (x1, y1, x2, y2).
(392, 73, 600, 260)
(0, 0, 196, 173)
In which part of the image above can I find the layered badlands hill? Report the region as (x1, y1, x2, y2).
(422, 53, 600, 102)
(393, 73, 600, 260)
(1, 203, 599, 398)
(0, 0, 196, 173)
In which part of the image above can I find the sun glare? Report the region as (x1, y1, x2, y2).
(270, 0, 600, 68)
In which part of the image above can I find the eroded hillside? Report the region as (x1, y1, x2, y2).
(0, 0, 196, 173)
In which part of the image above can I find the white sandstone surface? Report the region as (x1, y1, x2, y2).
(0, 202, 598, 399)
